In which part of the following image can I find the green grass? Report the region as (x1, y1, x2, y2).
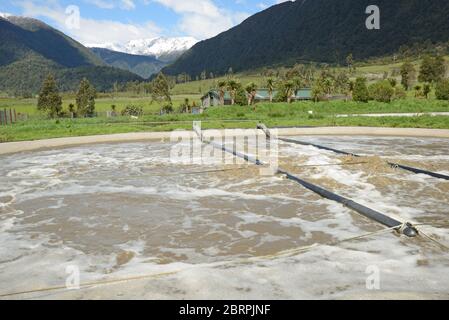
(1, 99, 448, 142)
(203, 100, 449, 120)
(0, 94, 202, 118)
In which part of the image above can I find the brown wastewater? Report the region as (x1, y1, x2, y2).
(0, 136, 448, 299)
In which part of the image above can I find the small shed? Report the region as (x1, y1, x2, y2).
(201, 90, 232, 108)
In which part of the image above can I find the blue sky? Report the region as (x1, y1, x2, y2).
(0, 0, 289, 45)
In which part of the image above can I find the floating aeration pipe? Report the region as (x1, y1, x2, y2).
(257, 124, 449, 181)
(193, 124, 418, 237)
(278, 170, 418, 237)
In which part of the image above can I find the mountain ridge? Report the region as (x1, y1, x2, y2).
(90, 47, 166, 79)
(88, 36, 198, 63)
(0, 15, 142, 94)
(162, 0, 449, 77)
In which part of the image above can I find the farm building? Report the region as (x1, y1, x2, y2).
(201, 88, 312, 108)
(201, 91, 232, 108)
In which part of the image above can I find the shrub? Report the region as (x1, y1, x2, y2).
(234, 87, 247, 106)
(369, 80, 394, 103)
(388, 78, 397, 88)
(352, 77, 369, 102)
(423, 84, 431, 99)
(160, 104, 174, 114)
(393, 86, 407, 100)
(121, 105, 143, 116)
(435, 79, 449, 100)
(274, 88, 288, 102)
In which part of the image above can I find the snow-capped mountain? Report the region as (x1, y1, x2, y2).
(0, 12, 12, 19)
(88, 37, 198, 63)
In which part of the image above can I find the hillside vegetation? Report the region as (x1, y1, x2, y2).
(164, 0, 449, 77)
(90, 48, 166, 79)
(0, 16, 143, 95)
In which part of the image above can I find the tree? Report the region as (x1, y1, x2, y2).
(217, 80, 227, 105)
(151, 73, 172, 112)
(37, 75, 62, 118)
(76, 78, 96, 117)
(315, 69, 335, 96)
(434, 55, 447, 81)
(245, 82, 257, 106)
(311, 79, 325, 102)
(321, 77, 333, 95)
(435, 79, 449, 100)
(419, 55, 446, 84)
(346, 53, 354, 73)
(179, 98, 191, 113)
(414, 85, 423, 98)
(400, 62, 416, 90)
(121, 105, 143, 117)
(423, 83, 431, 99)
(234, 86, 248, 106)
(284, 80, 295, 103)
(161, 104, 174, 114)
(266, 78, 275, 103)
(227, 79, 240, 105)
(393, 86, 407, 100)
(335, 72, 349, 94)
(369, 80, 394, 103)
(68, 103, 76, 118)
(352, 77, 369, 102)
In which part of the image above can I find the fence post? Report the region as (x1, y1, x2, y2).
(4, 108, 7, 125)
(14, 109, 17, 123)
(9, 109, 13, 124)
(0, 109, 3, 125)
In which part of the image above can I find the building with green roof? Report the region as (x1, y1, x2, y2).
(201, 88, 312, 108)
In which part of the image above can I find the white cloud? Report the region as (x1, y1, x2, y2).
(0, 11, 13, 18)
(151, 0, 250, 39)
(12, 0, 258, 45)
(84, 0, 114, 10)
(84, 0, 136, 10)
(15, 0, 161, 45)
(120, 0, 136, 10)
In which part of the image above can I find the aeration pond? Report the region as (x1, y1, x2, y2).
(0, 136, 448, 299)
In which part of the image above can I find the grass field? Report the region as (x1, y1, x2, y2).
(1, 54, 449, 143)
(0, 94, 203, 118)
(1, 100, 448, 142)
(1, 55, 446, 118)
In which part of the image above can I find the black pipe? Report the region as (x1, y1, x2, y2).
(257, 124, 449, 181)
(279, 137, 359, 157)
(388, 163, 449, 180)
(194, 125, 418, 237)
(278, 170, 417, 237)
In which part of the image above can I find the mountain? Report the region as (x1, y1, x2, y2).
(89, 37, 198, 63)
(90, 47, 166, 79)
(0, 15, 103, 68)
(0, 15, 142, 94)
(162, 0, 449, 77)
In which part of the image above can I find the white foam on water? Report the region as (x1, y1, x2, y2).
(0, 137, 448, 299)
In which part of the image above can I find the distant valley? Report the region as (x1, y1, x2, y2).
(89, 37, 198, 79)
